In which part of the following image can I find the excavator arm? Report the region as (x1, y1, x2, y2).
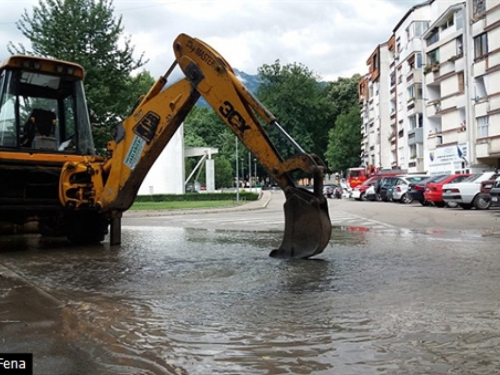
(59, 33, 331, 258)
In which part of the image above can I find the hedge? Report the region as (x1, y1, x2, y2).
(135, 191, 260, 202)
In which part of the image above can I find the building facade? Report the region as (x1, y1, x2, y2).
(359, 0, 500, 174)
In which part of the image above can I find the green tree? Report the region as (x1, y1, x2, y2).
(183, 106, 228, 148)
(257, 60, 335, 160)
(324, 74, 361, 120)
(8, 0, 151, 150)
(214, 156, 233, 189)
(323, 74, 363, 174)
(325, 106, 362, 173)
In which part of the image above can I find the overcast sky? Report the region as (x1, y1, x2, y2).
(0, 0, 424, 82)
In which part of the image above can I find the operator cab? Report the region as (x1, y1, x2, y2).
(0, 55, 95, 155)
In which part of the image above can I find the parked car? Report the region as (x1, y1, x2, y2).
(371, 176, 400, 201)
(424, 173, 471, 207)
(323, 185, 334, 198)
(442, 171, 498, 209)
(351, 176, 383, 201)
(477, 175, 499, 208)
(323, 184, 341, 199)
(390, 175, 429, 203)
(488, 179, 500, 207)
(408, 174, 448, 206)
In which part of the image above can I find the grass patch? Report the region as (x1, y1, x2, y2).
(130, 200, 240, 211)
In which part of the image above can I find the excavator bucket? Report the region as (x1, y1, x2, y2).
(270, 186, 332, 259)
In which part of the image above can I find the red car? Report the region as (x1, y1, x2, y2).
(424, 173, 471, 207)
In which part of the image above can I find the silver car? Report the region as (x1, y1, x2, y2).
(391, 175, 429, 203)
(442, 171, 497, 209)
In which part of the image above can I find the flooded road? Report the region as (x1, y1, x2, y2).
(1, 225, 500, 375)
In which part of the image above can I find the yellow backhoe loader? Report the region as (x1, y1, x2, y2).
(0, 34, 331, 258)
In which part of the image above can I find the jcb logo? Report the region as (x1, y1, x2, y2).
(219, 101, 251, 134)
(133, 111, 160, 144)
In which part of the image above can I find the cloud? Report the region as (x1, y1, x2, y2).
(0, 0, 424, 82)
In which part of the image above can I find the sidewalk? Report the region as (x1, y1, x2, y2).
(123, 189, 273, 218)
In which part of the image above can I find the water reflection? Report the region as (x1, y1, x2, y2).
(1, 227, 500, 374)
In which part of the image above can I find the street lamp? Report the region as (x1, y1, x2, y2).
(240, 157, 244, 189)
(254, 158, 257, 192)
(248, 151, 251, 189)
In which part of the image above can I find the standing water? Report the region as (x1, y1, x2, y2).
(1, 226, 500, 374)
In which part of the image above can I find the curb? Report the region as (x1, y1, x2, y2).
(123, 190, 273, 218)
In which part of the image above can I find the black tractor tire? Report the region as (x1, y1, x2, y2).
(65, 212, 109, 244)
(38, 215, 66, 237)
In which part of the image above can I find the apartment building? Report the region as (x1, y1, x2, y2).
(470, 0, 500, 170)
(358, 0, 500, 174)
(422, 1, 468, 174)
(359, 43, 391, 168)
(391, 3, 433, 172)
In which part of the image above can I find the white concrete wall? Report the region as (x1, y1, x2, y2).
(138, 124, 185, 195)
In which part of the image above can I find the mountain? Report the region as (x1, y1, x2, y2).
(196, 68, 261, 108)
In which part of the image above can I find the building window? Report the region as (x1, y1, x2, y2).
(407, 84, 422, 100)
(427, 49, 440, 65)
(373, 54, 379, 70)
(473, 0, 486, 16)
(456, 35, 463, 56)
(409, 144, 417, 159)
(455, 9, 464, 30)
(407, 21, 430, 41)
(474, 33, 488, 59)
(409, 115, 423, 130)
(409, 115, 417, 130)
(475, 76, 487, 98)
(477, 116, 489, 138)
(440, 14, 454, 31)
(416, 53, 422, 68)
(426, 28, 439, 46)
(415, 21, 430, 37)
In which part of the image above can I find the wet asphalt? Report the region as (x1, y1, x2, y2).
(1, 192, 500, 374)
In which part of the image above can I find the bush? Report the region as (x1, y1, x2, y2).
(135, 192, 259, 202)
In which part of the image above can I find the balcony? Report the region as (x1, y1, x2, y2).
(427, 134, 443, 149)
(426, 100, 441, 117)
(472, 18, 486, 35)
(474, 100, 490, 117)
(424, 65, 440, 86)
(454, 55, 465, 72)
(474, 59, 486, 77)
(408, 127, 424, 145)
(440, 59, 456, 76)
(413, 69, 423, 84)
(407, 99, 423, 116)
(440, 94, 464, 110)
(408, 158, 425, 172)
(475, 138, 500, 157)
